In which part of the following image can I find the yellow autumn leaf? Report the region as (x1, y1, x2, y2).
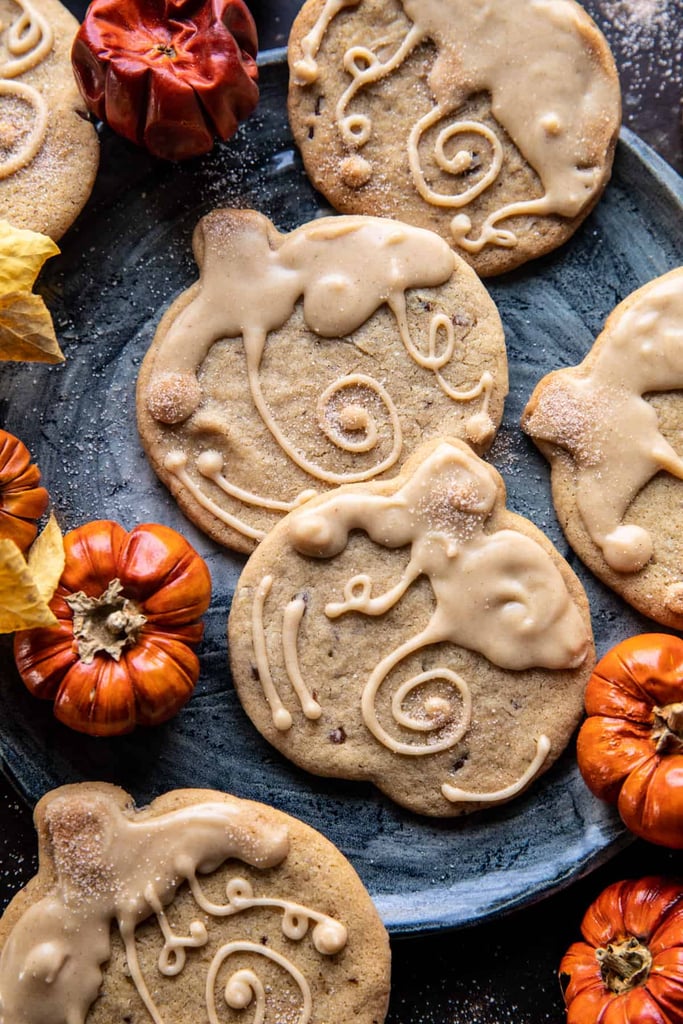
(0, 537, 58, 632)
(0, 220, 62, 363)
(27, 513, 65, 604)
(0, 292, 63, 363)
(0, 220, 59, 295)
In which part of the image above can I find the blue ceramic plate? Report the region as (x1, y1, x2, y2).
(0, 54, 682, 935)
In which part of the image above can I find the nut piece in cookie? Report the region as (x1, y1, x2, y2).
(0, 0, 99, 240)
(287, 0, 621, 277)
(522, 267, 683, 629)
(137, 207, 508, 553)
(0, 783, 391, 1024)
(228, 437, 594, 817)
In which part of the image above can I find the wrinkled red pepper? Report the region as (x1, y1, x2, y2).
(71, 0, 259, 160)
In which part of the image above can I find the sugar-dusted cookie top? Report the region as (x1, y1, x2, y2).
(228, 437, 594, 817)
(0, 0, 99, 240)
(0, 783, 391, 1024)
(137, 208, 508, 553)
(287, 0, 621, 277)
(523, 267, 683, 629)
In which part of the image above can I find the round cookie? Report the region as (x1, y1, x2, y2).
(0, 0, 99, 240)
(137, 208, 508, 554)
(0, 783, 391, 1024)
(287, 0, 621, 277)
(522, 267, 683, 630)
(228, 437, 595, 817)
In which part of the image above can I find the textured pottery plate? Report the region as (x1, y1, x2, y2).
(0, 54, 682, 935)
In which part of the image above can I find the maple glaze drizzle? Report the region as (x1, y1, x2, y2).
(0, 0, 53, 178)
(291, 0, 619, 252)
(248, 440, 590, 804)
(145, 210, 498, 540)
(523, 269, 683, 588)
(0, 790, 348, 1024)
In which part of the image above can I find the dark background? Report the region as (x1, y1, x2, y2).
(1, 2, 682, 1023)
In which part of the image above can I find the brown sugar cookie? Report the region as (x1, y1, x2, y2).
(287, 0, 621, 277)
(0, 783, 391, 1024)
(0, 0, 99, 240)
(228, 437, 595, 817)
(136, 208, 508, 554)
(522, 267, 683, 629)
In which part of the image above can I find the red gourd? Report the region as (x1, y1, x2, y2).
(71, 0, 259, 160)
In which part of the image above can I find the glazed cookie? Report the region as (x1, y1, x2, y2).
(0, 783, 391, 1024)
(523, 267, 683, 629)
(137, 208, 508, 554)
(287, 0, 621, 277)
(0, 0, 99, 239)
(228, 437, 594, 817)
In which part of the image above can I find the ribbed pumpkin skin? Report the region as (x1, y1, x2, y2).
(576, 634, 683, 849)
(0, 429, 49, 553)
(14, 520, 211, 736)
(560, 877, 683, 1024)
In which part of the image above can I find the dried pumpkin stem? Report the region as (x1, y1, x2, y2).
(652, 702, 683, 754)
(66, 579, 147, 664)
(595, 936, 652, 994)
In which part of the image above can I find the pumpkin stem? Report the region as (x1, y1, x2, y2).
(595, 936, 652, 994)
(652, 702, 683, 754)
(66, 579, 147, 664)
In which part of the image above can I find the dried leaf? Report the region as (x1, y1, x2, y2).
(0, 538, 58, 631)
(0, 220, 62, 363)
(27, 513, 65, 604)
(0, 220, 59, 295)
(0, 292, 63, 363)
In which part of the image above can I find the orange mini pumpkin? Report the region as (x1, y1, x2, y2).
(13, 520, 211, 736)
(0, 429, 49, 553)
(560, 876, 683, 1023)
(576, 634, 683, 849)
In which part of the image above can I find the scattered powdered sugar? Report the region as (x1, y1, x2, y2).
(596, 0, 682, 99)
(581, 0, 682, 170)
(600, 0, 674, 40)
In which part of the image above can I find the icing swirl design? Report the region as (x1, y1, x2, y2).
(290, 0, 619, 254)
(0, 790, 348, 1024)
(0, 1, 53, 178)
(523, 270, 683, 601)
(141, 209, 505, 548)
(244, 439, 591, 808)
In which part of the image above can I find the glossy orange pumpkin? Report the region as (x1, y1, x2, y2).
(576, 634, 683, 849)
(560, 876, 683, 1023)
(13, 520, 211, 736)
(0, 429, 49, 553)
